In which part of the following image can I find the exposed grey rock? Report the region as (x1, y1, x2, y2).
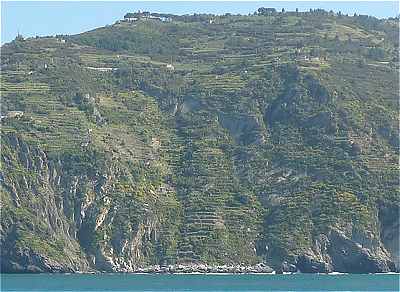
(291, 228, 397, 274)
(1, 248, 76, 273)
(218, 112, 265, 145)
(281, 261, 298, 273)
(296, 254, 331, 273)
(378, 202, 400, 271)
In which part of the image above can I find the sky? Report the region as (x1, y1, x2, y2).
(1, 1, 399, 44)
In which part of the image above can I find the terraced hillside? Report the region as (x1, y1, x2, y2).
(1, 9, 399, 273)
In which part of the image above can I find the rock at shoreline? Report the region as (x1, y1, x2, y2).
(134, 264, 275, 274)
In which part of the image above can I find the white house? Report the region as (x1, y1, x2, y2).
(166, 64, 175, 70)
(6, 111, 24, 119)
(124, 17, 138, 22)
(160, 17, 171, 22)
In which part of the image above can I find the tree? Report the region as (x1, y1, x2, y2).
(15, 34, 24, 42)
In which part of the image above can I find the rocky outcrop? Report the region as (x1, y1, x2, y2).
(328, 228, 395, 273)
(1, 247, 79, 273)
(134, 263, 274, 274)
(218, 112, 266, 145)
(294, 228, 396, 273)
(1, 135, 91, 273)
(379, 202, 400, 271)
(0, 134, 178, 273)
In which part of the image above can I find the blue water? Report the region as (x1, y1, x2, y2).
(1, 273, 399, 291)
(1, 1, 399, 44)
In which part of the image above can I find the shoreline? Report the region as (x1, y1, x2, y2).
(2, 271, 399, 275)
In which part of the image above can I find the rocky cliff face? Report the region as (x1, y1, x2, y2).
(379, 202, 400, 270)
(1, 134, 181, 272)
(1, 140, 89, 272)
(1, 10, 399, 273)
(295, 228, 396, 273)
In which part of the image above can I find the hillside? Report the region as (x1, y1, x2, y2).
(1, 9, 399, 273)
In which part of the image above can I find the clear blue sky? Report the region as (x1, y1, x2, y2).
(1, 1, 399, 44)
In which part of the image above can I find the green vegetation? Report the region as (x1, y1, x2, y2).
(1, 8, 398, 272)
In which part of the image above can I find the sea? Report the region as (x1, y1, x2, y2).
(1, 273, 399, 291)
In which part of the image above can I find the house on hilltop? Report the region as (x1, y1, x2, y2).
(122, 11, 171, 22)
(124, 17, 138, 22)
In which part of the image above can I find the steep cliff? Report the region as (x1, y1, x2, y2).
(1, 10, 399, 273)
